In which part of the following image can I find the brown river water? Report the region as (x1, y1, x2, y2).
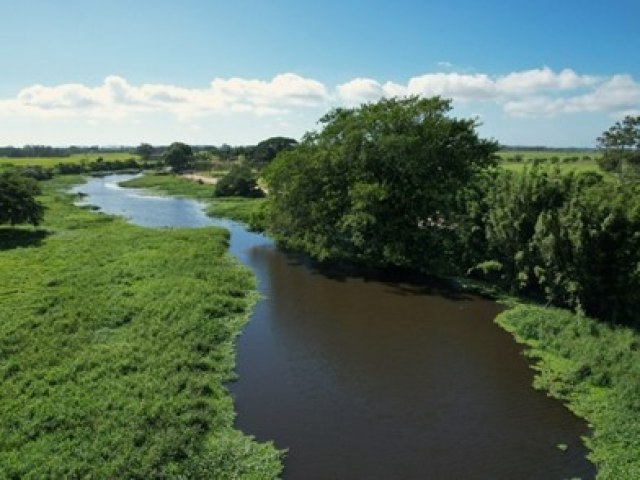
(76, 175, 595, 480)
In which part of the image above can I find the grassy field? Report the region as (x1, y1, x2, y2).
(497, 150, 603, 174)
(496, 305, 640, 479)
(0, 152, 139, 168)
(121, 173, 215, 200)
(0, 176, 282, 478)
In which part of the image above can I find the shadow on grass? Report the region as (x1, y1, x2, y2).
(0, 228, 49, 250)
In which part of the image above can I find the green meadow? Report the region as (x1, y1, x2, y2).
(497, 150, 603, 174)
(0, 152, 139, 169)
(0, 176, 282, 478)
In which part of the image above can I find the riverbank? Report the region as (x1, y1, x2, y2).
(0, 176, 282, 478)
(120, 172, 639, 478)
(496, 305, 639, 479)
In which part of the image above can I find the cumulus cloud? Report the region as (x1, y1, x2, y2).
(336, 67, 638, 117)
(0, 73, 330, 119)
(504, 74, 640, 117)
(0, 68, 638, 121)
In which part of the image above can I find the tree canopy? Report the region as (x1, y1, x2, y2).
(597, 115, 640, 177)
(0, 172, 44, 226)
(214, 164, 262, 197)
(264, 96, 497, 269)
(250, 137, 298, 165)
(163, 142, 194, 173)
(136, 142, 154, 160)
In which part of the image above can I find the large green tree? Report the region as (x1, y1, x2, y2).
(597, 115, 640, 177)
(0, 172, 44, 226)
(163, 142, 194, 173)
(264, 96, 498, 270)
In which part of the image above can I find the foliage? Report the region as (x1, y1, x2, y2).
(135, 142, 154, 160)
(264, 96, 497, 269)
(496, 304, 640, 479)
(214, 164, 262, 198)
(597, 115, 640, 177)
(250, 137, 298, 165)
(0, 176, 283, 478)
(0, 172, 44, 226)
(458, 166, 640, 325)
(163, 142, 195, 173)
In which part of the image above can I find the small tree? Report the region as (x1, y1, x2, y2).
(163, 142, 194, 173)
(251, 137, 298, 166)
(136, 143, 154, 161)
(597, 115, 640, 177)
(214, 164, 261, 197)
(0, 172, 44, 226)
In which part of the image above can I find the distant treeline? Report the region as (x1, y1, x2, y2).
(9, 158, 147, 180)
(0, 145, 134, 158)
(1, 138, 298, 165)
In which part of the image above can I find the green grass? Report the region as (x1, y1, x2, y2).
(207, 198, 267, 227)
(497, 150, 603, 175)
(120, 173, 215, 200)
(0, 152, 140, 169)
(0, 176, 282, 478)
(496, 304, 640, 479)
(120, 173, 266, 227)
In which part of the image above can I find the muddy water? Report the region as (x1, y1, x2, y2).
(75, 175, 594, 479)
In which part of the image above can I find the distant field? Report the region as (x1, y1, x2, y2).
(497, 150, 603, 174)
(0, 152, 139, 168)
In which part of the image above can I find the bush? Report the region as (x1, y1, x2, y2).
(214, 164, 262, 197)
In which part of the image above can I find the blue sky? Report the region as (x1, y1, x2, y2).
(1, 0, 639, 147)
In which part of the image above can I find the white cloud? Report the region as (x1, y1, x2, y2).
(0, 73, 330, 119)
(495, 67, 598, 95)
(336, 78, 385, 104)
(0, 68, 638, 124)
(406, 72, 496, 100)
(504, 74, 640, 117)
(336, 67, 639, 117)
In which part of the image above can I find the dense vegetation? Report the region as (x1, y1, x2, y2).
(265, 98, 640, 326)
(457, 167, 640, 325)
(0, 176, 282, 478)
(163, 142, 195, 173)
(214, 164, 262, 198)
(264, 96, 497, 269)
(497, 305, 640, 479)
(0, 172, 44, 226)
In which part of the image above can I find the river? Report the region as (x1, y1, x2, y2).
(72, 174, 594, 479)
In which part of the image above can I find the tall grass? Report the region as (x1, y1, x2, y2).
(0, 176, 282, 478)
